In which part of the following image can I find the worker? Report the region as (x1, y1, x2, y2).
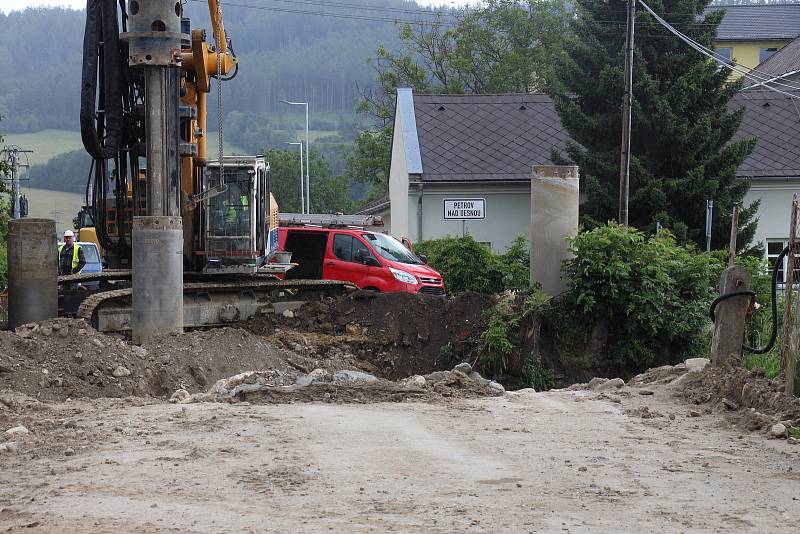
(224, 184, 250, 236)
(58, 230, 86, 275)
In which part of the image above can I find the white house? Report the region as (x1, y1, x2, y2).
(384, 88, 567, 253)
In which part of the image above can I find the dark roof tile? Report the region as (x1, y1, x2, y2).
(709, 3, 800, 41)
(412, 93, 567, 182)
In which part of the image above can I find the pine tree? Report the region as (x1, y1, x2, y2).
(552, 0, 758, 251)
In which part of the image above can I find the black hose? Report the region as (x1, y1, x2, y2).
(709, 242, 799, 354)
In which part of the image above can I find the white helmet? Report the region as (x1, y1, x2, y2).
(64, 230, 75, 238)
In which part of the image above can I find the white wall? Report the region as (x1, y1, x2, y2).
(388, 116, 410, 239)
(745, 181, 800, 251)
(407, 182, 531, 253)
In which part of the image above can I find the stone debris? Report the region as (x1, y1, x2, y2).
(5, 425, 29, 436)
(685, 358, 710, 373)
(281, 309, 295, 319)
(453, 362, 472, 374)
(113, 366, 131, 378)
(169, 389, 191, 404)
(403, 375, 427, 389)
(593, 378, 625, 391)
(0, 441, 20, 454)
(769, 423, 787, 439)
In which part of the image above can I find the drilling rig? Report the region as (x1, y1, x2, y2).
(67, 0, 348, 340)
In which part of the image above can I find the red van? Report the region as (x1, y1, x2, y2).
(278, 226, 446, 296)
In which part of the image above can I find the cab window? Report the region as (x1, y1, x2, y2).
(333, 234, 375, 264)
(333, 234, 353, 261)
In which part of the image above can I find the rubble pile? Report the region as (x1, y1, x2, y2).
(169, 361, 505, 405)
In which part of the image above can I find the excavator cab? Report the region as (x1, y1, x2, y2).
(204, 155, 278, 273)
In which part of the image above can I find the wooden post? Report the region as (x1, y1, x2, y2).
(787, 198, 800, 397)
(781, 197, 798, 376)
(710, 266, 752, 367)
(728, 206, 739, 268)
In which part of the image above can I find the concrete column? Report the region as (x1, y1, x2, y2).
(132, 216, 183, 343)
(530, 165, 579, 295)
(8, 219, 57, 329)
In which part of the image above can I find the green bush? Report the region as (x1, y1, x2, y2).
(563, 224, 723, 368)
(415, 235, 530, 294)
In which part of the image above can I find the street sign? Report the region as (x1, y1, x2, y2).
(443, 198, 485, 220)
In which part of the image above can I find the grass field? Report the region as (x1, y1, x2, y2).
(21, 187, 84, 236)
(2, 130, 84, 166)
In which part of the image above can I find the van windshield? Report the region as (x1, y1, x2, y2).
(362, 233, 421, 264)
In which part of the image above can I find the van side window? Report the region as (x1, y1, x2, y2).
(352, 238, 371, 262)
(333, 234, 353, 261)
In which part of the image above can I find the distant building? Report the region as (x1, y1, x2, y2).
(709, 2, 800, 75)
(386, 89, 567, 252)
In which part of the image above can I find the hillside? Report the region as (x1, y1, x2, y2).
(0, 2, 453, 134)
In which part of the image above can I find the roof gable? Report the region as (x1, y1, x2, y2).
(744, 35, 800, 87)
(409, 93, 567, 183)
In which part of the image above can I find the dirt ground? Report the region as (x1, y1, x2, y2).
(1, 381, 799, 533)
(2, 292, 800, 532)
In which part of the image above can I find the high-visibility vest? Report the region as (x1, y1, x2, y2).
(58, 243, 82, 273)
(225, 195, 249, 222)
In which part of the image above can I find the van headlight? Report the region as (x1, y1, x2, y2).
(390, 267, 417, 284)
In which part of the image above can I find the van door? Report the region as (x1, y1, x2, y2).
(323, 233, 378, 287)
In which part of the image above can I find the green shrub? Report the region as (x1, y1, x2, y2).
(521, 359, 555, 391)
(563, 223, 723, 368)
(415, 235, 529, 294)
(478, 293, 518, 376)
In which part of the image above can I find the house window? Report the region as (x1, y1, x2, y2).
(759, 47, 779, 64)
(716, 47, 733, 65)
(767, 239, 800, 286)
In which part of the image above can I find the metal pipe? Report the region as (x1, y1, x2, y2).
(131, 216, 184, 343)
(8, 219, 57, 329)
(145, 66, 181, 217)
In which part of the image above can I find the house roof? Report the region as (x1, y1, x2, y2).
(408, 93, 568, 183)
(731, 89, 800, 178)
(353, 194, 390, 215)
(743, 35, 800, 87)
(709, 3, 800, 41)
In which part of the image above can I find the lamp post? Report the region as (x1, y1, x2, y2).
(280, 99, 310, 213)
(286, 142, 304, 213)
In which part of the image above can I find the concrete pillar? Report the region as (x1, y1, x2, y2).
(530, 165, 579, 295)
(8, 219, 57, 329)
(132, 216, 183, 343)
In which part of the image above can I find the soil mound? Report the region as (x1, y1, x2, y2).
(0, 319, 325, 401)
(244, 290, 495, 379)
(675, 360, 800, 431)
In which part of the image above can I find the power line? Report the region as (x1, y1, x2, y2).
(187, 0, 460, 26)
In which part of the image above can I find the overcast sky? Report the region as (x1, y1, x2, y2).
(1, 0, 475, 14)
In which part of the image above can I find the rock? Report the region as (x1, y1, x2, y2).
(722, 398, 739, 411)
(72, 351, 83, 362)
(425, 371, 455, 384)
(91, 338, 105, 348)
(345, 323, 365, 335)
(40, 326, 53, 336)
(488, 381, 505, 394)
(169, 389, 191, 404)
(788, 437, 799, 445)
(689, 410, 701, 418)
(0, 441, 20, 454)
(5, 425, 29, 436)
(295, 369, 327, 387)
(281, 309, 295, 319)
(685, 358, 710, 373)
(453, 362, 472, 374)
(769, 423, 787, 439)
(594, 378, 624, 391)
(588, 377, 608, 389)
(332, 370, 378, 385)
(404, 375, 426, 388)
(638, 389, 654, 395)
(112, 366, 131, 378)
(131, 346, 148, 359)
(64, 448, 75, 457)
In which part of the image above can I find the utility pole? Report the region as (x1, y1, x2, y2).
(3, 147, 33, 219)
(619, 0, 636, 226)
(706, 199, 714, 252)
(286, 142, 304, 213)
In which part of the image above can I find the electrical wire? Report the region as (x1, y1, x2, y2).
(186, 0, 458, 26)
(639, 0, 800, 98)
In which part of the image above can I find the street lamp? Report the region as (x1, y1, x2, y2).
(279, 99, 310, 213)
(286, 142, 304, 213)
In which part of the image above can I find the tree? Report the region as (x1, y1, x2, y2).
(346, 0, 571, 195)
(551, 0, 758, 251)
(264, 148, 353, 214)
